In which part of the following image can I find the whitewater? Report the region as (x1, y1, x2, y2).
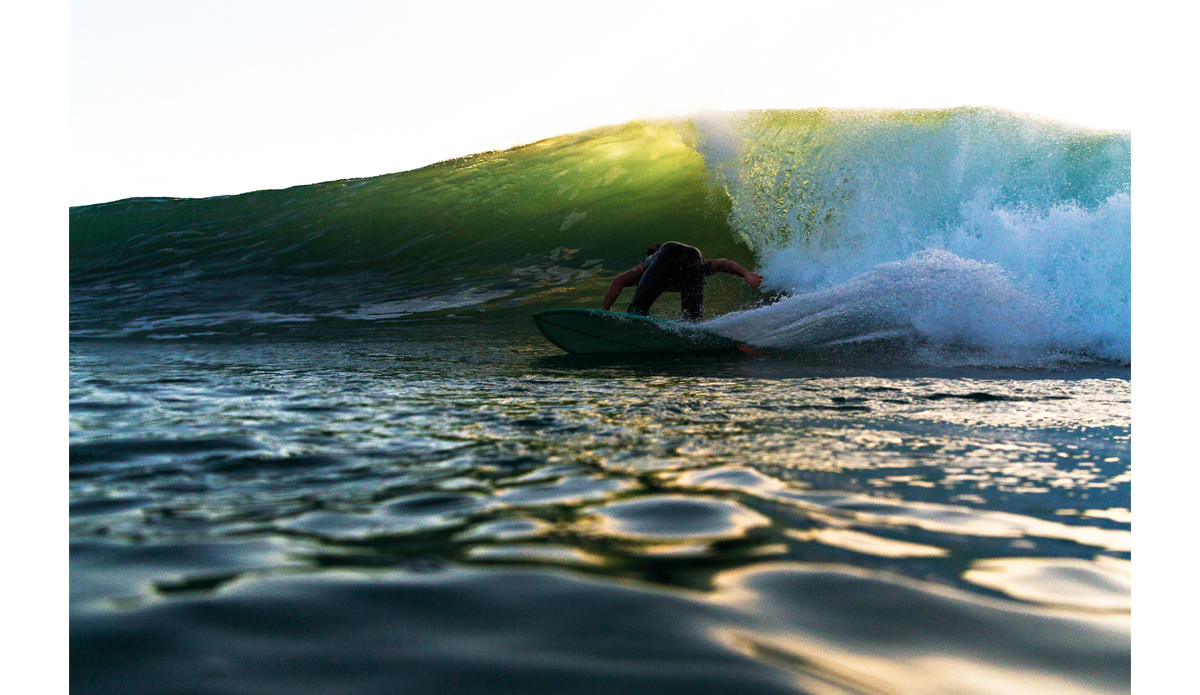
(694, 109, 1129, 364)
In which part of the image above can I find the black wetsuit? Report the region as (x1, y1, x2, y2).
(627, 242, 712, 322)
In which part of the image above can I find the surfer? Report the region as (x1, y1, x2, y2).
(602, 242, 763, 321)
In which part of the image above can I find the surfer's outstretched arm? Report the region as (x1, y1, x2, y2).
(602, 266, 644, 310)
(706, 259, 763, 288)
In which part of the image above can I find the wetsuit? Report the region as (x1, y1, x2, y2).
(627, 242, 712, 322)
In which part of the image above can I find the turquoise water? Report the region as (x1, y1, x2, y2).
(70, 109, 1131, 694)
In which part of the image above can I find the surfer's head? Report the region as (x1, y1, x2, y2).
(646, 244, 662, 256)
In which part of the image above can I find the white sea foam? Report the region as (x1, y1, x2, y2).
(695, 108, 1130, 363)
(706, 250, 1050, 349)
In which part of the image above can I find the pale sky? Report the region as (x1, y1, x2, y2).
(71, 0, 1134, 205)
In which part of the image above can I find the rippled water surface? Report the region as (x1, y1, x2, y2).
(70, 326, 1130, 694)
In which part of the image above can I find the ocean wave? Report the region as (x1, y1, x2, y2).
(70, 111, 1129, 361)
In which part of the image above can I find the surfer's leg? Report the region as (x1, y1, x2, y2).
(680, 279, 703, 321)
(679, 254, 705, 322)
(628, 243, 686, 315)
(627, 278, 666, 316)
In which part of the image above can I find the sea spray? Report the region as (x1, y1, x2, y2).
(694, 108, 1130, 362)
(705, 250, 1054, 352)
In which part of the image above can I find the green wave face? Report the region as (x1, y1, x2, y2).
(70, 121, 758, 336)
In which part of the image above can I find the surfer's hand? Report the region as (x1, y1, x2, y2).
(744, 272, 763, 288)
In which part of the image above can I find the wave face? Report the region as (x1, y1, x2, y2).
(70, 122, 747, 338)
(695, 108, 1130, 363)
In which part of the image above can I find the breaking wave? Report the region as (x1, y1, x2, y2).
(695, 108, 1130, 362)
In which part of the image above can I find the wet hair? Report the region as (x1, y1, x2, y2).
(646, 244, 662, 256)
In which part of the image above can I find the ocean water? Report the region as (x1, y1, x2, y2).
(70, 109, 1131, 694)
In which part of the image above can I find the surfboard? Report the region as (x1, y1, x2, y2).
(532, 309, 745, 354)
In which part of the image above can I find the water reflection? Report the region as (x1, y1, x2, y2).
(963, 556, 1131, 610)
(588, 495, 771, 540)
(71, 340, 1130, 693)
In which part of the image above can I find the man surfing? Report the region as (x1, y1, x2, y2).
(602, 242, 763, 322)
